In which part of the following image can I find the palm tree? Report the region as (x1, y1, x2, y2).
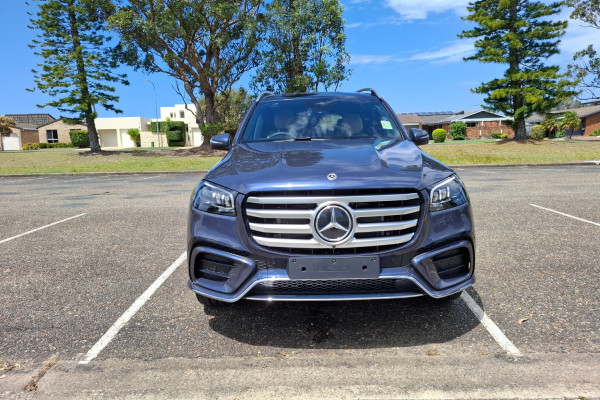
(560, 111, 582, 138)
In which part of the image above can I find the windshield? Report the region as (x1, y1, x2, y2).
(241, 95, 404, 142)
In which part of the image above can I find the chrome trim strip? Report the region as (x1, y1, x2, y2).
(245, 209, 313, 219)
(247, 193, 419, 205)
(249, 222, 311, 234)
(252, 232, 414, 248)
(245, 292, 424, 301)
(355, 206, 420, 218)
(356, 220, 417, 233)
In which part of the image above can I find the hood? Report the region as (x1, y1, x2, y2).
(205, 139, 452, 194)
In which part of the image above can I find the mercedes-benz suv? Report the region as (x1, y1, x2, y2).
(188, 89, 474, 305)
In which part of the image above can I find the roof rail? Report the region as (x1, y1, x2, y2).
(357, 88, 382, 99)
(256, 91, 273, 102)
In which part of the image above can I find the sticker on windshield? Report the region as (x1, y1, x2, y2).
(381, 120, 393, 129)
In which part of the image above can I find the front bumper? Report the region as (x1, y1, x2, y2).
(188, 240, 474, 303)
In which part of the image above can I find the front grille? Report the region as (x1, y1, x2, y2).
(251, 279, 418, 294)
(244, 189, 421, 255)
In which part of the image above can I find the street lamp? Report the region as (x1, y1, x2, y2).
(146, 79, 161, 147)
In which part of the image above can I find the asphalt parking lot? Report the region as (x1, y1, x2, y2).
(0, 166, 599, 399)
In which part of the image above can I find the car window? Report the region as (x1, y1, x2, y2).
(241, 96, 403, 142)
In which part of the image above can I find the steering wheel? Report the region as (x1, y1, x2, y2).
(267, 131, 294, 140)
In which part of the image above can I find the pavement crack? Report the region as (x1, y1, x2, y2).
(23, 354, 59, 392)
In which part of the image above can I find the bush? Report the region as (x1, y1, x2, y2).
(432, 129, 446, 143)
(529, 125, 545, 140)
(23, 143, 39, 150)
(449, 122, 466, 140)
(591, 129, 600, 136)
(490, 132, 503, 139)
(555, 130, 565, 139)
(500, 133, 509, 140)
(150, 120, 185, 133)
(201, 123, 225, 140)
(69, 130, 89, 148)
(127, 128, 141, 147)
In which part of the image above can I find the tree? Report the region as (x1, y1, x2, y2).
(458, 0, 577, 139)
(109, 0, 263, 146)
(251, 0, 350, 93)
(214, 88, 254, 133)
(560, 111, 581, 138)
(29, 0, 129, 152)
(0, 116, 18, 152)
(540, 114, 561, 137)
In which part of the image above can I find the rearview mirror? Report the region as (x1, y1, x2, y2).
(409, 128, 430, 146)
(210, 133, 231, 150)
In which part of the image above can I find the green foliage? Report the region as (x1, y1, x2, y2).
(69, 130, 90, 148)
(29, 0, 129, 152)
(166, 129, 183, 143)
(500, 133, 509, 140)
(555, 130, 565, 138)
(591, 129, 600, 136)
(215, 88, 254, 133)
(150, 121, 185, 133)
(458, 0, 578, 139)
(201, 124, 225, 141)
(251, 0, 351, 93)
(432, 129, 447, 143)
(23, 143, 40, 150)
(449, 122, 467, 140)
(529, 125, 545, 140)
(567, 0, 599, 99)
(540, 115, 560, 137)
(0, 116, 17, 136)
(127, 128, 141, 147)
(109, 0, 263, 126)
(490, 132, 503, 139)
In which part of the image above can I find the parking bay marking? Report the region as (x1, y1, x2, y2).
(0, 213, 87, 245)
(79, 251, 187, 365)
(530, 204, 600, 227)
(461, 292, 521, 356)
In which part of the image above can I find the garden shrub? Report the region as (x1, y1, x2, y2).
(23, 143, 40, 150)
(529, 125, 545, 140)
(449, 122, 466, 140)
(201, 123, 225, 140)
(432, 129, 446, 143)
(500, 133, 509, 140)
(490, 132, 503, 139)
(69, 130, 90, 148)
(591, 129, 600, 136)
(555, 130, 565, 138)
(127, 128, 141, 147)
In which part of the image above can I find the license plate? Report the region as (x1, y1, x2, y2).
(287, 256, 380, 280)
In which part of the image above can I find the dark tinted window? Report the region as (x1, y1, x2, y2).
(242, 95, 402, 142)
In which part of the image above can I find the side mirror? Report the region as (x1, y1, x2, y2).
(210, 133, 231, 150)
(409, 128, 430, 146)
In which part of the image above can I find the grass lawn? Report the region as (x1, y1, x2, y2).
(0, 140, 598, 175)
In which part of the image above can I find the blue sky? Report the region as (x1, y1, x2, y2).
(0, 0, 597, 119)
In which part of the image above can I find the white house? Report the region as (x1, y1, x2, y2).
(95, 117, 153, 148)
(160, 104, 203, 146)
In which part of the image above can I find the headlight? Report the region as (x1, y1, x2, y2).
(429, 175, 467, 212)
(192, 181, 236, 216)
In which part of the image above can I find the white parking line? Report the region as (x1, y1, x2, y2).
(120, 175, 160, 183)
(530, 204, 600, 227)
(0, 213, 87, 245)
(79, 252, 187, 365)
(461, 292, 521, 356)
(478, 171, 497, 174)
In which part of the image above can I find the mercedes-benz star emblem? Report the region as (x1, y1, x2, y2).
(314, 204, 353, 244)
(327, 173, 337, 181)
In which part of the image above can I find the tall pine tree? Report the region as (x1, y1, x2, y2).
(251, 0, 350, 93)
(459, 0, 576, 139)
(29, 0, 128, 152)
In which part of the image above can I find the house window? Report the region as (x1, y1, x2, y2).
(179, 111, 185, 118)
(170, 112, 175, 118)
(46, 130, 58, 143)
(466, 122, 478, 127)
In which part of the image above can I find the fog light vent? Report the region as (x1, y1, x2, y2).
(433, 248, 470, 280)
(195, 254, 233, 282)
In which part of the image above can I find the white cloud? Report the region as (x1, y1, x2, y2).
(408, 40, 475, 64)
(351, 54, 398, 64)
(346, 22, 364, 28)
(384, 0, 470, 20)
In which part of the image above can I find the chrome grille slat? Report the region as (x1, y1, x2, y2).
(245, 190, 421, 253)
(247, 193, 419, 205)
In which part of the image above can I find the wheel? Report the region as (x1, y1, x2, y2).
(266, 132, 294, 140)
(195, 293, 229, 307)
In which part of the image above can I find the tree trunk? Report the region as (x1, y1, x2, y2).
(513, 118, 527, 140)
(68, 4, 101, 152)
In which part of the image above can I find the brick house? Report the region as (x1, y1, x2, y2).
(1, 114, 56, 151)
(37, 119, 86, 144)
(398, 110, 513, 139)
(526, 104, 600, 136)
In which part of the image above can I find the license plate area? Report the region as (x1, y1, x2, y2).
(287, 256, 380, 280)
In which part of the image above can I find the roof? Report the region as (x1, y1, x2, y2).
(15, 122, 39, 130)
(527, 104, 600, 122)
(397, 109, 510, 125)
(397, 114, 422, 124)
(5, 113, 57, 128)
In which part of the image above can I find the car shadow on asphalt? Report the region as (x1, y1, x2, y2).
(204, 289, 484, 349)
